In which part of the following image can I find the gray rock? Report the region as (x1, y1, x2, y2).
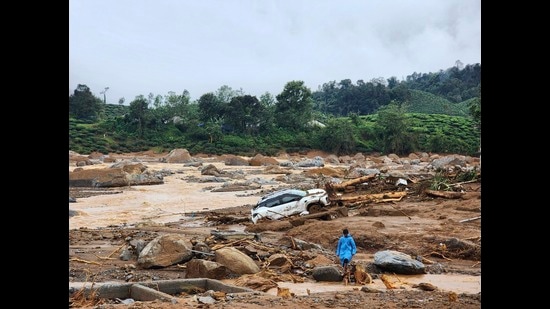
(374, 250, 426, 275)
(312, 266, 342, 281)
(198, 296, 216, 304)
(119, 248, 133, 261)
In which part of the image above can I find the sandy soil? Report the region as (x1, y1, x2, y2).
(69, 151, 482, 308)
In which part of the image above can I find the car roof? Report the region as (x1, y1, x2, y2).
(259, 189, 306, 201)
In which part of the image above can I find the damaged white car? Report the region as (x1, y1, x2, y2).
(251, 188, 330, 224)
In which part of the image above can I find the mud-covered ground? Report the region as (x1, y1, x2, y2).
(69, 151, 481, 308)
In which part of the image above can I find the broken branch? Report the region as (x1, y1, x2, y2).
(107, 243, 126, 258)
(427, 252, 453, 261)
(459, 216, 481, 223)
(70, 257, 102, 265)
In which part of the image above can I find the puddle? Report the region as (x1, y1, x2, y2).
(264, 273, 480, 296)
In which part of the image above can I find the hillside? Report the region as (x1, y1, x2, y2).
(406, 90, 470, 116)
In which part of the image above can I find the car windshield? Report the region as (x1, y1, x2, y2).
(254, 189, 307, 209)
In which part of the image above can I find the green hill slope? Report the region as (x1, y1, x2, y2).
(406, 90, 470, 117)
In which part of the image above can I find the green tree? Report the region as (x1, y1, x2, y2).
(69, 84, 104, 121)
(468, 86, 481, 132)
(468, 85, 481, 160)
(165, 90, 190, 114)
(275, 80, 313, 131)
(203, 116, 224, 143)
(374, 101, 416, 155)
(216, 85, 242, 104)
(158, 90, 192, 125)
(198, 92, 225, 122)
(225, 95, 265, 135)
(258, 92, 276, 133)
(128, 95, 149, 138)
(316, 118, 357, 155)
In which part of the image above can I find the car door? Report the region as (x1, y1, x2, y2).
(278, 193, 301, 216)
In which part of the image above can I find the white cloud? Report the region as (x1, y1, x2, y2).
(69, 0, 481, 102)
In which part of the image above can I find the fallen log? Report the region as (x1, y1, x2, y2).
(327, 174, 377, 191)
(332, 191, 407, 204)
(425, 190, 465, 199)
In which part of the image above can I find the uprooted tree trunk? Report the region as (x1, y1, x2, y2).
(425, 190, 465, 199)
(331, 191, 407, 205)
(326, 174, 377, 193)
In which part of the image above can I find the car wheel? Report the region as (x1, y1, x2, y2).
(308, 203, 322, 213)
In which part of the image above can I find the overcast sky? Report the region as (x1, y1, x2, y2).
(69, 0, 481, 104)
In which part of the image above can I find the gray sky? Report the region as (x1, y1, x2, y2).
(69, 0, 481, 104)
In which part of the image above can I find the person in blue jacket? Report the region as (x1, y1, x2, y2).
(336, 228, 357, 267)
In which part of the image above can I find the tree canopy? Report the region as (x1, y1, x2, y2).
(69, 84, 104, 121)
(275, 80, 313, 131)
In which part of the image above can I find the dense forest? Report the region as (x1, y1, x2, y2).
(69, 63, 481, 157)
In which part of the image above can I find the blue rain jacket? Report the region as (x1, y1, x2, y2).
(336, 234, 357, 266)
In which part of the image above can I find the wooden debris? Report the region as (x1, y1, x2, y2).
(289, 207, 348, 226)
(464, 236, 481, 241)
(379, 274, 396, 289)
(419, 256, 435, 264)
(327, 174, 377, 192)
(211, 239, 274, 253)
(69, 257, 102, 265)
(210, 230, 257, 241)
(425, 190, 465, 199)
(354, 265, 372, 285)
(427, 251, 453, 261)
(388, 204, 412, 220)
(277, 287, 292, 298)
(107, 243, 126, 258)
(290, 237, 297, 250)
(94, 243, 126, 260)
(94, 254, 115, 260)
(332, 191, 407, 204)
(210, 238, 247, 250)
(459, 216, 481, 223)
(377, 196, 406, 203)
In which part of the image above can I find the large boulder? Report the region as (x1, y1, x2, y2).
(222, 155, 250, 166)
(312, 266, 342, 282)
(137, 234, 194, 268)
(68, 165, 164, 187)
(185, 259, 228, 279)
(69, 168, 129, 187)
(249, 154, 279, 166)
(164, 148, 193, 163)
(373, 250, 425, 275)
(110, 161, 147, 174)
(215, 247, 260, 275)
